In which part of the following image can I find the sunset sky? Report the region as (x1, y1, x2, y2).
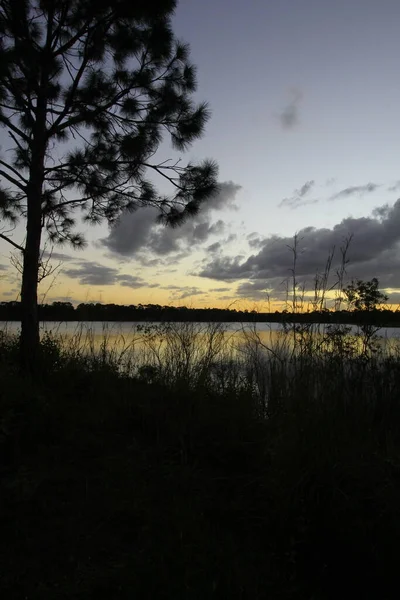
(2, 0, 400, 309)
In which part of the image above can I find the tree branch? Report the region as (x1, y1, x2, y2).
(49, 38, 92, 135)
(0, 168, 27, 192)
(43, 196, 88, 213)
(53, 19, 93, 57)
(143, 163, 183, 189)
(0, 160, 29, 185)
(0, 232, 25, 253)
(0, 114, 30, 143)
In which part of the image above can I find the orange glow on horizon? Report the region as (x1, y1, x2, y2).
(1, 272, 399, 314)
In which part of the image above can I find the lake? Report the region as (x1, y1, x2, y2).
(2, 320, 400, 356)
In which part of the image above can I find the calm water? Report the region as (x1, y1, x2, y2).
(1, 320, 400, 355)
(0, 320, 278, 350)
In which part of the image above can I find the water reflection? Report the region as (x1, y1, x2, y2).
(1, 320, 400, 357)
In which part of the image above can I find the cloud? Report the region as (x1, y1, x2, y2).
(117, 274, 157, 289)
(280, 180, 383, 210)
(139, 257, 160, 267)
(192, 220, 225, 243)
(371, 204, 390, 219)
(236, 279, 271, 301)
(246, 232, 265, 249)
(64, 261, 154, 288)
(102, 207, 160, 257)
(176, 287, 206, 300)
(42, 251, 75, 262)
(207, 242, 221, 253)
(326, 178, 336, 187)
(210, 287, 231, 292)
(102, 181, 241, 260)
(248, 237, 266, 249)
(64, 262, 119, 286)
(225, 233, 237, 243)
(278, 88, 302, 130)
(0, 264, 7, 271)
(197, 199, 400, 299)
(117, 274, 146, 288)
(388, 181, 400, 192)
(279, 180, 317, 209)
(298, 180, 315, 197)
(162, 285, 206, 300)
(330, 183, 380, 200)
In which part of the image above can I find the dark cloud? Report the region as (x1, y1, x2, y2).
(279, 89, 302, 129)
(102, 181, 241, 260)
(0, 264, 7, 271)
(279, 180, 317, 209)
(192, 220, 225, 243)
(236, 280, 271, 301)
(202, 182, 240, 212)
(197, 199, 400, 298)
(247, 232, 266, 249)
(206, 242, 221, 253)
(210, 287, 231, 292)
(248, 236, 266, 249)
(330, 183, 380, 200)
(102, 207, 159, 257)
(198, 254, 252, 281)
(298, 180, 315, 197)
(372, 204, 390, 219)
(64, 261, 154, 288)
(64, 262, 119, 286)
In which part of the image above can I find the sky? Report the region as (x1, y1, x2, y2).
(2, 0, 400, 309)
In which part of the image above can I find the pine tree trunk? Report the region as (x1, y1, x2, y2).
(20, 139, 46, 372)
(19, 18, 52, 373)
(20, 189, 42, 373)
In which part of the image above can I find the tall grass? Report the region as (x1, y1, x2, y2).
(3, 313, 400, 416)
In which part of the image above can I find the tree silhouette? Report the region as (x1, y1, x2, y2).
(344, 278, 388, 312)
(0, 0, 218, 370)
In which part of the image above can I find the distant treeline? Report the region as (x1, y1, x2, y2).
(0, 301, 400, 326)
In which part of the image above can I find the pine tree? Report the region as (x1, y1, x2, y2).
(0, 0, 218, 370)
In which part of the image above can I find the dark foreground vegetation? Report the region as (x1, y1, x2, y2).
(2, 321, 400, 599)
